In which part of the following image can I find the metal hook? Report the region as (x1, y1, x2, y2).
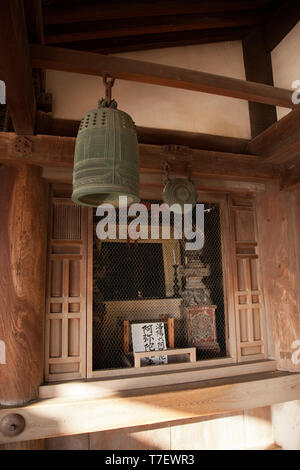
(162, 161, 171, 185)
(103, 74, 115, 105)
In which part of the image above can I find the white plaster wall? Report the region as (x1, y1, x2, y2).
(271, 20, 300, 120)
(272, 401, 300, 450)
(46, 41, 251, 138)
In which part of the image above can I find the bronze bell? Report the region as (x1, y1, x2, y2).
(72, 76, 140, 207)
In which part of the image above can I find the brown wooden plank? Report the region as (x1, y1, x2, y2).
(265, 0, 300, 52)
(242, 26, 277, 138)
(246, 106, 300, 161)
(0, 132, 280, 181)
(30, 44, 294, 108)
(43, 0, 275, 25)
(0, 1, 36, 134)
(44, 11, 267, 45)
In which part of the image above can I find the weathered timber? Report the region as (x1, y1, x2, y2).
(30, 44, 294, 108)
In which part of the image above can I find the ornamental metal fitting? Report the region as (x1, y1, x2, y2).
(0, 413, 26, 437)
(103, 74, 115, 107)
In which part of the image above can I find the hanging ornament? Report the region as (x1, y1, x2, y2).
(72, 75, 140, 207)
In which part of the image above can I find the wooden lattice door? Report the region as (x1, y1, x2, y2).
(45, 188, 88, 382)
(230, 196, 267, 362)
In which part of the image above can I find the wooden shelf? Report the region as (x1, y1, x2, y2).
(1, 367, 299, 444)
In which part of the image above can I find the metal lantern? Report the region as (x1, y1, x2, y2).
(72, 76, 140, 207)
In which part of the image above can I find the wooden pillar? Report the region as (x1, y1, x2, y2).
(256, 182, 300, 371)
(0, 164, 48, 449)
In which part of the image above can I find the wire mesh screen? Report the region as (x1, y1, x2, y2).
(92, 200, 227, 371)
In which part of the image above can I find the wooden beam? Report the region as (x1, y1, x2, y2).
(44, 11, 267, 45)
(281, 161, 300, 190)
(246, 106, 300, 165)
(0, 164, 48, 407)
(30, 44, 294, 108)
(265, 0, 300, 52)
(0, 132, 280, 181)
(242, 26, 277, 138)
(35, 112, 249, 154)
(53, 27, 249, 55)
(0, 371, 299, 444)
(43, 0, 275, 25)
(0, 1, 36, 135)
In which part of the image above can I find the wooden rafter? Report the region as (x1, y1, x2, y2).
(0, 1, 36, 135)
(30, 44, 293, 108)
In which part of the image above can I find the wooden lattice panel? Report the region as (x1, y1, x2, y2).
(45, 192, 87, 382)
(230, 196, 267, 362)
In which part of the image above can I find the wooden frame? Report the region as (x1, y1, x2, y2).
(134, 347, 196, 368)
(86, 191, 238, 379)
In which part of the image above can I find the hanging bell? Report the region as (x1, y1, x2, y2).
(72, 76, 140, 207)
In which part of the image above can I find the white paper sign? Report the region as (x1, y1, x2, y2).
(131, 322, 168, 365)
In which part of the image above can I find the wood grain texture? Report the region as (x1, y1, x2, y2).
(0, 1, 36, 134)
(0, 371, 298, 444)
(246, 105, 300, 162)
(256, 182, 300, 371)
(0, 164, 48, 406)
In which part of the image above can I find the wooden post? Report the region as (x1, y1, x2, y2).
(0, 164, 48, 449)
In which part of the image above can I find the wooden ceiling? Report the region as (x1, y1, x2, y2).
(36, 0, 284, 54)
